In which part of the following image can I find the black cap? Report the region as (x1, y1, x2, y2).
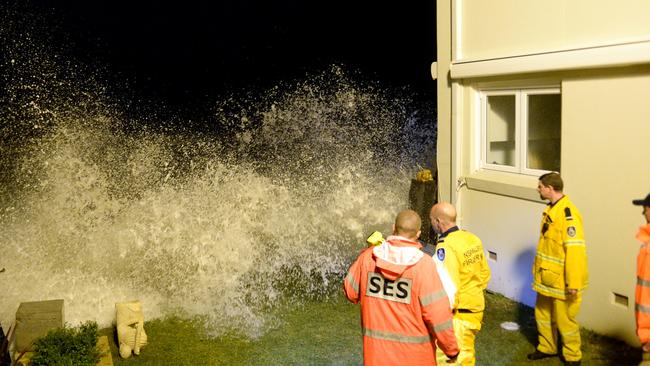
(632, 193, 650, 206)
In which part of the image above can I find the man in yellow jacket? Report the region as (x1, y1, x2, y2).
(528, 172, 588, 366)
(429, 202, 491, 366)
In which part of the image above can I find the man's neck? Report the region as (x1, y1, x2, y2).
(549, 193, 564, 206)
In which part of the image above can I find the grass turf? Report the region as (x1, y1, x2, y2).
(476, 291, 639, 365)
(99, 292, 640, 365)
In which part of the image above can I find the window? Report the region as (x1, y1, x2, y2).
(480, 88, 561, 174)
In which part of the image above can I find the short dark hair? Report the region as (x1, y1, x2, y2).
(539, 172, 563, 192)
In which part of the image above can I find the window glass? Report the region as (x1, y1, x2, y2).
(527, 93, 561, 172)
(486, 95, 516, 167)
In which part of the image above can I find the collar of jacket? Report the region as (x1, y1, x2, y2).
(438, 226, 459, 242)
(385, 235, 422, 247)
(372, 236, 424, 280)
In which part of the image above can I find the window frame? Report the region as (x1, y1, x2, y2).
(479, 86, 561, 176)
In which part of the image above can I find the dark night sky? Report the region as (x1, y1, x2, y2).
(23, 1, 437, 115)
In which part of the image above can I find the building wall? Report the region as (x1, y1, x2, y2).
(452, 67, 650, 346)
(436, 0, 453, 202)
(438, 0, 650, 345)
(561, 66, 650, 343)
(458, 0, 650, 62)
(459, 189, 541, 306)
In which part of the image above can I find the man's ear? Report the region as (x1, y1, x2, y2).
(416, 230, 421, 239)
(391, 224, 396, 235)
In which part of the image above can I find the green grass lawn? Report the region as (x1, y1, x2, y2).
(100, 292, 641, 365)
(101, 297, 363, 366)
(476, 292, 639, 365)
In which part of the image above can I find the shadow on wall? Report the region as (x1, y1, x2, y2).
(515, 247, 538, 346)
(516, 247, 537, 307)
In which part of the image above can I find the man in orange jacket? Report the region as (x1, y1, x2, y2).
(634, 193, 650, 365)
(344, 209, 459, 366)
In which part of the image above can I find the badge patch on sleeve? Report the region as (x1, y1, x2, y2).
(436, 248, 446, 261)
(567, 226, 577, 237)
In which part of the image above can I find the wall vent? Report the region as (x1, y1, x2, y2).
(613, 292, 629, 308)
(488, 251, 497, 261)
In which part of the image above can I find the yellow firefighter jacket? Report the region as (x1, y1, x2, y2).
(434, 227, 491, 313)
(533, 195, 589, 300)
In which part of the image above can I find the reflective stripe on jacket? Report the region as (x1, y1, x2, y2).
(435, 229, 491, 313)
(344, 235, 459, 366)
(636, 223, 650, 343)
(532, 195, 589, 300)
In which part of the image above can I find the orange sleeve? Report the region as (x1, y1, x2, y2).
(637, 246, 650, 343)
(344, 249, 368, 304)
(419, 260, 459, 357)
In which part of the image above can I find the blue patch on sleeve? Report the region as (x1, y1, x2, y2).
(436, 248, 445, 261)
(567, 226, 576, 237)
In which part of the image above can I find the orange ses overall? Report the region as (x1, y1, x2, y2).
(344, 236, 459, 366)
(636, 223, 650, 344)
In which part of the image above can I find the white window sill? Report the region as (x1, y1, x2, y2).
(463, 170, 545, 203)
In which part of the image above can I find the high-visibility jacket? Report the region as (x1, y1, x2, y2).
(434, 227, 491, 313)
(635, 223, 650, 344)
(532, 195, 589, 300)
(344, 235, 459, 366)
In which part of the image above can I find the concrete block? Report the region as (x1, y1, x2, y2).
(14, 299, 64, 352)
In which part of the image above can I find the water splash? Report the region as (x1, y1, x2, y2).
(0, 3, 436, 338)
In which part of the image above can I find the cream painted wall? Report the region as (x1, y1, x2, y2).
(459, 189, 543, 306)
(439, 0, 650, 347)
(459, 0, 650, 62)
(452, 66, 650, 345)
(437, 0, 453, 202)
(560, 66, 650, 344)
